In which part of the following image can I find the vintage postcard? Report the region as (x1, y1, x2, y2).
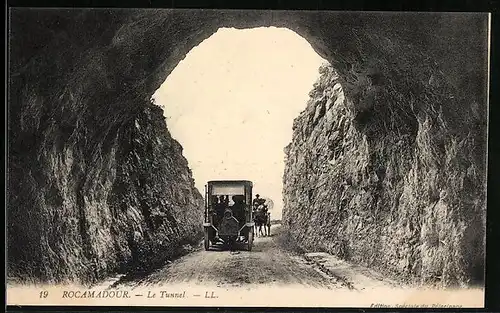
(7, 9, 489, 308)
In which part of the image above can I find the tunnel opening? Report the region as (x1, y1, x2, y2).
(151, 26, 333, 220)
(7, 10, 488, 289)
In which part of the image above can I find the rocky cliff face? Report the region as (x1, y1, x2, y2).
(8, 95, 203, 284)
(283, 63, 486, 287)
(8, 10, 210, 284)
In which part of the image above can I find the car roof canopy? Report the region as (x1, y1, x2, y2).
(208, 180, 252, 185)
(208, 180, 252, 196)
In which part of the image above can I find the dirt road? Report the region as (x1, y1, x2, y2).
(111, 225, 398, 291)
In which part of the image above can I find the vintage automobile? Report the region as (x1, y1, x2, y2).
(203, 180, 255, 251)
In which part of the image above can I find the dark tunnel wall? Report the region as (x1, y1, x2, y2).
(8, 9, 488, 284)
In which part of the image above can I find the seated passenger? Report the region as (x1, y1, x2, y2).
(211, 195, 219, 209)
(231, 195, 246, 226)
(215, 195, 226, 226)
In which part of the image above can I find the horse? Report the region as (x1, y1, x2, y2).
(253, 205, 270, 237)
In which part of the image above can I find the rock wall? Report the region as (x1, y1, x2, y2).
(8, 95, 203, 284)
(8, 10, 211, 284)
(283, 63, 487, 287)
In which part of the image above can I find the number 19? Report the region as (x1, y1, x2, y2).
(39, 291, 48, 298)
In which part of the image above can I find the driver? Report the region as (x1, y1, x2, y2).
(253, 194, 265, 209)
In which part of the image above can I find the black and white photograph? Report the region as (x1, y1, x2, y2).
(7, 9, 490, 308)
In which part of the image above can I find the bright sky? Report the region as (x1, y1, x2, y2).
(153, 27, 327, 219)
